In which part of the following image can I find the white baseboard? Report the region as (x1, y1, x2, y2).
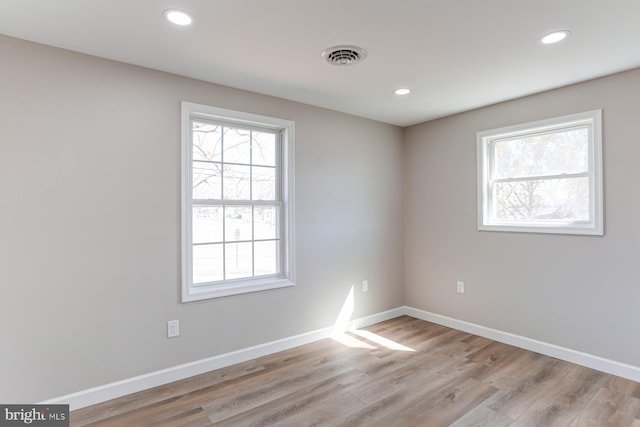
(42, 305, 640, 411)
(41, 307, 405, 411)
(404, 306, 640, 383)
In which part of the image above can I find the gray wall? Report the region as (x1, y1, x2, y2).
(0, 35, 405, 403)
(404, 68, 640, 367)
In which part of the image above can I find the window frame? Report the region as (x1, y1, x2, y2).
(477, 110, 603, 235)
(181, 102, 295, 302)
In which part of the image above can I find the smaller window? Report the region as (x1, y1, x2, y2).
(477, 110, 603, 235)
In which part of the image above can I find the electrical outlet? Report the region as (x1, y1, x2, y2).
(362, 280, 369, 292)
(168, 320, 180, 338)
(456, 281, 465, 294)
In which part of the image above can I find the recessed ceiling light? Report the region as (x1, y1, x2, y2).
(541, 30, 570, 44)
(164, 9, 192, 26)
(394, 88, 411, 96)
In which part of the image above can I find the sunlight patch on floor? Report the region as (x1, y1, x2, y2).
(331, 333, 376, 349)
(330, 284, 414, 351)
(352, 329, 415, 352)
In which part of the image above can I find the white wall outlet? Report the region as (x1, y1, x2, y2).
(362, 280, 369, 292)
(168, 320, 180, 338)
(457, 281, 465, 294)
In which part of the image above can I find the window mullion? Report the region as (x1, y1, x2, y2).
(222, 206, 227, 280)
(195, 199, 273, 205)
(251, 205, 255, 277)
(492, 171, 590, 184)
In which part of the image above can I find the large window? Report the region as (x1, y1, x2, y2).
(181, 102, 295, 301)
(477, 110, 603, 235)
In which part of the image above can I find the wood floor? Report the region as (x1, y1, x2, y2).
(71, 316, 640, 426)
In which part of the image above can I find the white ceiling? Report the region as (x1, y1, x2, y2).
(1, 0, 639, 127)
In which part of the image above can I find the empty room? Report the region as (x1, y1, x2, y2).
(1, 1, 639, 426)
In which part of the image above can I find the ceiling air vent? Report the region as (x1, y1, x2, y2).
(322, 45, 367, 66)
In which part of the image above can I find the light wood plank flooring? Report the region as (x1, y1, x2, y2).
(71, 316, 640, 426)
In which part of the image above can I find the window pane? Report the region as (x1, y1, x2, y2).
(254, 206, 277, 240)
(255, 241, 278, 276)
(225, 206, 252, 241)
(252, 132, 277, 166)
(193, 244, 223, 284)
(193, 207, 223, 244)
(193, 161, 221, 200)
(223, 127, 251, 164)
(494, 177, 589, 221)
(252, 166, 276, 200)
(225, 242, 252, 279)
(223, 165, 251, 200)
(494, 128, 589, 179)
(193, 121, 222, 162)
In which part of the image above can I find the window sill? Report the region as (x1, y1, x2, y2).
(182, 277, 295, 302)
(478, 222, 603, 236)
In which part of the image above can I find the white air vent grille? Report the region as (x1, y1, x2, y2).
(322, 46, 367, 66)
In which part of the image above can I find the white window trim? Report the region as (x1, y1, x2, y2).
(181, 102, 295, 302)
(477, 110, 603, 235)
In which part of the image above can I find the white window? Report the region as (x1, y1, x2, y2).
(477, 110, 603, 235)
(181, 102, 295, 301)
